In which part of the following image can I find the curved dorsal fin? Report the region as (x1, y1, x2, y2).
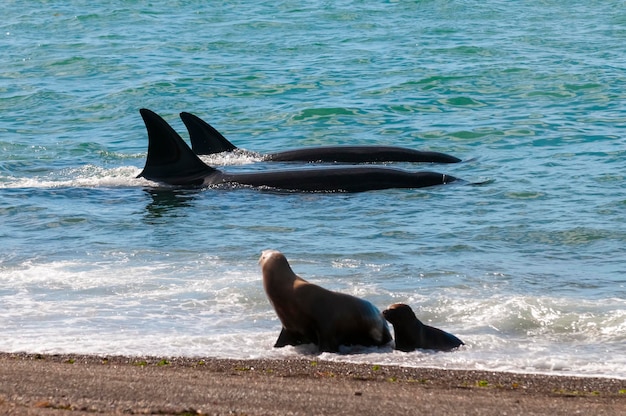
(137, 108, 215, 186)
(180, 112, 237, 155)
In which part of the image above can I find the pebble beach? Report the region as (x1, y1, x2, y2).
(1, 353, 624, 415)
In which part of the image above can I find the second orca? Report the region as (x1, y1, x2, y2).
(179, 112, 462, 164)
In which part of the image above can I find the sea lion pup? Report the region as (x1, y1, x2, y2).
(259, 250, 392, 353)
(382, 303, 464, 352)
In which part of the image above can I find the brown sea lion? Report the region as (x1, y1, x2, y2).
(382, 303, 464, 352)
(259, 250, 392, 353)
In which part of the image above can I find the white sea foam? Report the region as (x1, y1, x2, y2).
(0, 166, 144, 189)
(0, 153, 266, 190)
(199, 150, 262, 166)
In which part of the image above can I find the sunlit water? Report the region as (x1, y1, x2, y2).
(1, 1, 625, 378)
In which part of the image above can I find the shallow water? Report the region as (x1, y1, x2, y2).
(1, 1, 625, 378)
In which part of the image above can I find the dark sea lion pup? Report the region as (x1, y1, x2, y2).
(382, 303, 464, 352)
(259, 250, 392, 353)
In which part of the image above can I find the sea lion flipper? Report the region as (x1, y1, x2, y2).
(274, 327, 312, 347)
(442, 331, 464, 349)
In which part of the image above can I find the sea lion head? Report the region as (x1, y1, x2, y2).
(259, 249, 281, 265)
(382, 303, 423, 326)
(259, 249, 290, 271)
(259, 250, 298, 289)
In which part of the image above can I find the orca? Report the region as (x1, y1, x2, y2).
(179, 111, 462, 164)
(137, 109, 460, 192)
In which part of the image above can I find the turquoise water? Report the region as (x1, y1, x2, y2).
(1, 1, 625, 377)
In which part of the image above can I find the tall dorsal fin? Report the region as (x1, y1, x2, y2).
(137, 108, 215, 186)
(180, 112, 237, 155)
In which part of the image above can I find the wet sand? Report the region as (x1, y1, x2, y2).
(0, 353, 624, 415)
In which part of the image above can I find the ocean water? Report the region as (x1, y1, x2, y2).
(1, 1, 625, 378)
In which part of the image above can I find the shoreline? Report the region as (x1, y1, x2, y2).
(1, 352, 624, 415)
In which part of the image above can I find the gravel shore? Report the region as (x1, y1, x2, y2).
(0, 353, 624, 415)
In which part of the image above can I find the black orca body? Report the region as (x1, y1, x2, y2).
(137, 109, 460, 192)
(179, 112, 462, 164)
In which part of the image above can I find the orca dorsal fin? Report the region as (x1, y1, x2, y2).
(180, 112, 237, 155)
(138, 109, 215, 186)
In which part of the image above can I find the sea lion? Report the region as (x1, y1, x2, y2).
(259, 250, 392, 352)
(382, 303, 464, 352)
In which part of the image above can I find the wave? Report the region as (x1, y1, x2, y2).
(0, 258, 624, 378)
